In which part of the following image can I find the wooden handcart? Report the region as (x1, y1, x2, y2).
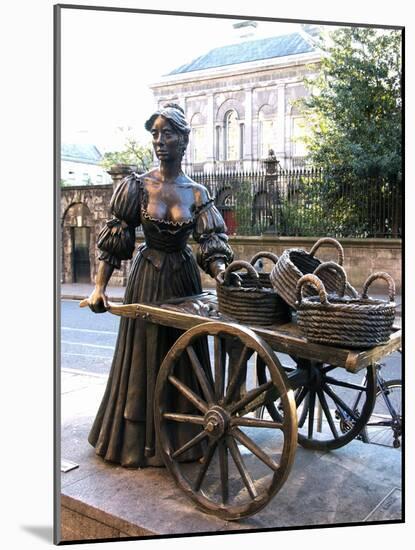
(102, 291, 402, 521)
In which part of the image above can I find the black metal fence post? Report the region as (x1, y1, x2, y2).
(187, 163, 401, 239)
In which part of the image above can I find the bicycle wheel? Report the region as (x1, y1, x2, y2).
(361, 379, 402, 449)
(257, 358, 376, 451)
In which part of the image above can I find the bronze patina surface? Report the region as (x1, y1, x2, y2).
(82, 104, 233, 468)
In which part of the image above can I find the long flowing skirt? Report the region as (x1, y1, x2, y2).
(88, 245, 207, 468)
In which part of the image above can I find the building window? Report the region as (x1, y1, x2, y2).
(224, 110, 239, 161)
(96, 174, 103, 184)
(258, 111, 275, 159)
(190, 113, 206, 163)
(192, 126, 206, 162)
(82, 172, 90, 184)
(291, 117, 308, 157)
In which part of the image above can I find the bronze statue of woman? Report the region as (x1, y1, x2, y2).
(85, 104, 234, 468)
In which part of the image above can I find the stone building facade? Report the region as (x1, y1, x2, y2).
(60, 165, 134, 287)
(149, 30, 321, 171)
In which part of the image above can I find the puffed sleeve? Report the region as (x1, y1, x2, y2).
(97, 173, 141, 269)
(193, 190, 234, 274)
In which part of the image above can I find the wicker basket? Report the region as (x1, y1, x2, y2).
(270, 237, 358, 309)
(217, 260, 289, 326)
(296, 265, 396, 349)
(246, 251, 279, 289)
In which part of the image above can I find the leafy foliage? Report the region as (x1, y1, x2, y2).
(297, 27, 402, 179)
(100, 136, 153, 173)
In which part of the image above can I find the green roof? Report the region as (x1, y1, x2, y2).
(168, 32, 315, 75)
(61, 143, 103, 164)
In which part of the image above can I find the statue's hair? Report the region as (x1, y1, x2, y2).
(163, 102, 184, 114)
(144, 103, 191, 136)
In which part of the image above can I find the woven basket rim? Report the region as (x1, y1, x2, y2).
(297, 299, 396, 315)
(280, 248, 317, 279)
(217, 283, 275, 295)
(300, 294, 395, 306)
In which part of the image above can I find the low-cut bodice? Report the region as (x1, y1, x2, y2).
(97, 172, 233, 273)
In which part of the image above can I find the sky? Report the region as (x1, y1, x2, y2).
(61, 8, 303, 152)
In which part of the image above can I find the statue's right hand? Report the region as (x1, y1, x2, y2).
(80, 288, 109, 314)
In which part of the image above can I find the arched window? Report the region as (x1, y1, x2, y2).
(190, 113, 206, 163)
(290, 105, 308, 160)
(291, 116, 307, 157)
(258, 109, 275, 159)
(224, 110, 239, 161)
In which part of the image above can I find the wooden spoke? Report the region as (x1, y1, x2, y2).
(186, 345, 215, 404)
(171, 430, 208, 459)
(232, 428, 280, 471)
(226, 435, 258, 499)
(295, 386, 308, 408)
(214, 335, 226, 401)
(316, 389, 339, 439)
(295, 365, 377, 452)
(307, 390, 316, 439)
(168, 375, 208, 414)
(236, 387, 280, 418)
(231, 417, 283, 430)
(224, 346, 251, 405)
(229, 380, 274, 414)
(193, 441, 217, 492)
(323, 384, 358, 421)
(162, 413, 205, 425)
(155, 321, 299, 519)
(324, 376, 368, 392)
(218, 439, 229, 504)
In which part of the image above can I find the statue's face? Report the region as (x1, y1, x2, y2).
(150, 116, 183, 162)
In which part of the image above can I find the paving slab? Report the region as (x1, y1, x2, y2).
(58, 371, 402, 543)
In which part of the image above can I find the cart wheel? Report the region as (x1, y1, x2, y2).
(154, 321, 298, 520)
(257, 359, 376, 451)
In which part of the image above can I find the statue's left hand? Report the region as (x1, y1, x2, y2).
(80, 288, 109, 314)
(215, 270, 242, 287)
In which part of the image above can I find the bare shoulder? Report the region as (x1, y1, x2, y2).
(140, 168, 160, 182)
(181, 175, 212, 206)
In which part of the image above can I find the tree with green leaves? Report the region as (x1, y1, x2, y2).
(295, 27, 402, 237)
(298, 27, 401, 177)
(100, 135, 153, 173)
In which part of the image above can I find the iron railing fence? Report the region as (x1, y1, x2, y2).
(188, 167, 402, 238)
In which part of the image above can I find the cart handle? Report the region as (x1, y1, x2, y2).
(309, 237, 344, 266)
(313, 261, 347, 297)
(80, 298, 139, 318)
(361, 272, 396, 302)
(222, 260, 260, 287)
(296, 274, 329, 306)
(249, 251, 279, 268)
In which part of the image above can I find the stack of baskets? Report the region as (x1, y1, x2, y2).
(295, 262, 396, 348)
(216, 238, 396, 349)
(270, 237, 358, 309)
(216, 253, 289, 326)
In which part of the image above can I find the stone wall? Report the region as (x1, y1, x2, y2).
(134, 235, 402, 294)
(197, 236, 402, 294)
(61, 183, 131, 286)
(60, 182, 402, 296)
